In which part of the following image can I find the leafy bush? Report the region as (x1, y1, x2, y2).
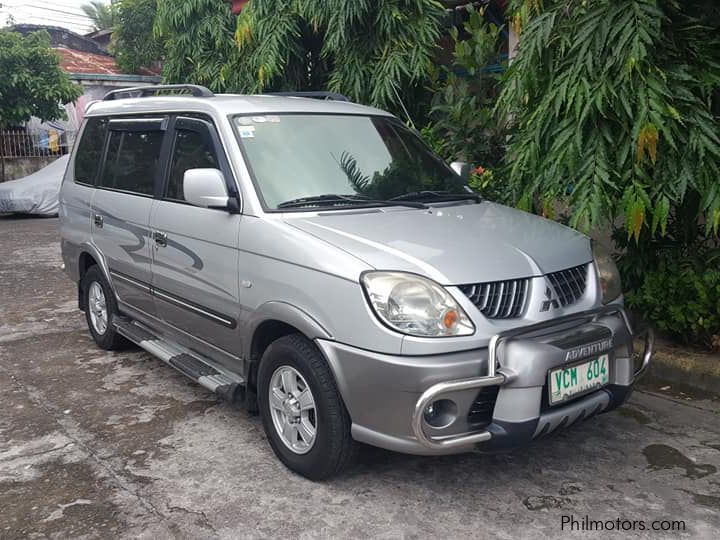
(626, 251, 720, 350)
(424, 7, 506, 170)
(614, 191, 719, 290)
(615, 192, 720, 350)
(156, 0, 445, 110)
(113, 0, 163, 74)
(154, 0, 244, 93)
(497, 0, 720, 240)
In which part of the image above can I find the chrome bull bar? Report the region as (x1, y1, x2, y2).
(411, 305, 654, 450)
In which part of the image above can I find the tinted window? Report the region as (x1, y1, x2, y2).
(167, 129, 219, 201)
(233, 115, 462, 209)
(74, 117, 107, 185)
(99, 130, 164, 195)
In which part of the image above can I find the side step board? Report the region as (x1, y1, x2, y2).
(115, 318, 245, 401)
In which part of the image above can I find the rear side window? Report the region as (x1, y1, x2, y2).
(166, 129, 219, 201)
(74, 118, 107, 185)
(99, 130, 164, 196)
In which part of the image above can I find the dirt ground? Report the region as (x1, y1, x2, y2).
(1, 217, 719, 539)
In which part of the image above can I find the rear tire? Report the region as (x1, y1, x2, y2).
(258, 334, 355, 480)
(81, 265, 128, 350)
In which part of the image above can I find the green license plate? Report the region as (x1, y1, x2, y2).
(549, 354, 609, 406)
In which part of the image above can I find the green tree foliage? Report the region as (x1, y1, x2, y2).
(497, 0, 720, 242)
(238, 0, 444, 107)
(113, 0, 163, 74)
(155, 0, 248, 92)
(424, 7, 505, 169)
(82, 1, 115, 31)
(155, 0, 445, 109)
(0, 30, 82, 180)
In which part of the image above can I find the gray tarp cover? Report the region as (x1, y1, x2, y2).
(0, 155, 69, 216)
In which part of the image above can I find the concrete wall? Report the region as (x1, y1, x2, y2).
(74, 80, 161, 107)
(1, 157, 58, 182)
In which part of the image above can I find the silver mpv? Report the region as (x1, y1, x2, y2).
(60, 85, 654, 480)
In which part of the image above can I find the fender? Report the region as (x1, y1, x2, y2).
(77, 241, 115, 292)
(242, 301, 333, 361)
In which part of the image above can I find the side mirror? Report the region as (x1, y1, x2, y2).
(183, 168, 231, 210)
(450, 161, 471, 180)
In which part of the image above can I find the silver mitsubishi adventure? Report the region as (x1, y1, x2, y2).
(59, 85, 654, 480)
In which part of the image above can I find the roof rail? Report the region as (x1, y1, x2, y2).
(266, 91, 349, 102)
(103, 84, 215, 101)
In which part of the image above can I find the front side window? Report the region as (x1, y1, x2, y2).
(166, 129, 219, 202)
(99, 130, 164, 195)
(74, 117, 108, 185)
(233, 114, 465, 210)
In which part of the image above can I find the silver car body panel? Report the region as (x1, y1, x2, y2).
(59, 94, 650, 457)
(285, 201, 591, 284)
(149, 200, 242, 367)
(92, 190, 155, 315)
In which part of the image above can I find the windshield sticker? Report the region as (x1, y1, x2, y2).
(267, 116, 281, 123)
(252, 116, 268, 123)
(238, 125, 255, 138)
(236, 117, 253, 125)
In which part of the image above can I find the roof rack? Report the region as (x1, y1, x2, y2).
(266, 91, 349, 102)
(103, 84, 215, 101)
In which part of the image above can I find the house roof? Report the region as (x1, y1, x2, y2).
(54, 47, 161, 81)
(13, 24, 109, 56)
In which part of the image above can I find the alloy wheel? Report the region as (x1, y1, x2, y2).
(88, 281, 108, 335)
(268, 365, 317, 454)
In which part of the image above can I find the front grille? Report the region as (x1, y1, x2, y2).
(459, 278, 529, 319)
(467, 386, 500, 427)
(547, 264, 589, 307)
(459, 263, 589, 319)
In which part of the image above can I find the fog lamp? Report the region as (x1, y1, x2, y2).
(423, 399, 458, 428)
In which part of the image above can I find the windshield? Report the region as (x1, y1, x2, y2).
(233, 114, 467, 210)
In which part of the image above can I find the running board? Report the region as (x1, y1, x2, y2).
(115, 319, 244, 401)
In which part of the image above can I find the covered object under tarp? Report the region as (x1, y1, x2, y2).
(0, 155, 69, 216)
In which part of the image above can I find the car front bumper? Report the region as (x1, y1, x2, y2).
(317, 305, 654, 456)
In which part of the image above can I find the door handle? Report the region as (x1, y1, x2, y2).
(93, 214, 103, 228)
(153, 231, 168, 247)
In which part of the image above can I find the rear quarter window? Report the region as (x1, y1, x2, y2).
(74, 117, 108, 185)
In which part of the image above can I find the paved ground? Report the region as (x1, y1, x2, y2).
(1, 217, 719, 540)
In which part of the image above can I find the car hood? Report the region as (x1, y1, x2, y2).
(286, 201, 592, 284)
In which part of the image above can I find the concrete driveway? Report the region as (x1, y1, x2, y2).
(1, 217, 719, 539)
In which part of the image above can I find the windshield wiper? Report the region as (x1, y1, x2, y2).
(277, 193, 426, 210)
(388, 190, 482, 203)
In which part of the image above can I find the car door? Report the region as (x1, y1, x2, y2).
(91, 117, 167, 317)
(149, 115, 242, 364)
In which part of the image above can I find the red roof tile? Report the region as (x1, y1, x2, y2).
(54, 47, 160, 77)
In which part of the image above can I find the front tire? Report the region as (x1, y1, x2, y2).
(258, 334, 355, 480)
(81, 265, 128, 350)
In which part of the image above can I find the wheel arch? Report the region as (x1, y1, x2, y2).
(77, 245, 112, 311)
(244, 302, 333, 396)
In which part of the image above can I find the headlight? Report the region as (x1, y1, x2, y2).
(592, 241, 622, 304)
(361, 271, 475, 337)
